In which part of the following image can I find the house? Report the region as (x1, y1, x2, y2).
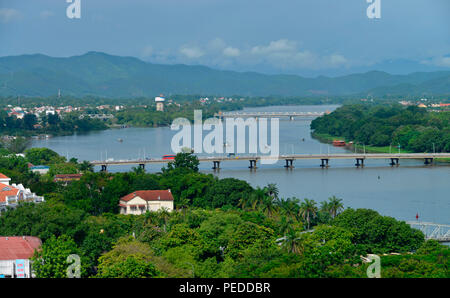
(30, 165, 50, 175)
(0, 236, 42, 278)
(0, 173, 44, 213)
(54, 174, 83, 183)
(119, 190, 174, 215)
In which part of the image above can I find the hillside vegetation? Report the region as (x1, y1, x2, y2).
(1, 52, 449, 97)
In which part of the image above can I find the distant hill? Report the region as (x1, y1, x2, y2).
(0, 52, 449, 98)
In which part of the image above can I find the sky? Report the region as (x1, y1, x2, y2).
(0, 0, 449, 76)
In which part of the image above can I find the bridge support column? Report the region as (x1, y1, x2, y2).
(249, 160, 257, 169)
(212, 161, 221, 170)
(390, 158, 399, 166)
(424, 158, 433, 165)
(320, 159, 329, 168)
(289, 116, 294, 121)
(284, 159, 294, 168)
(101, 164, 107, 172)
(355, 158, 365, 167)
(139, 164, 145, 170)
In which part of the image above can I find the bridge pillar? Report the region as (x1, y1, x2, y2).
(249, 160, 257, 169)
(284, 159, 294, 168)
(139, 164, 145, 170)
(289, 116, 294, 121)
(320, 159, 329, 168)
(101, 164, 107, 172)
(424, 158, 433, 165)
(390, 158, 399, 166)
(355, 158, 365, 167)
(212, 161, 221, 170)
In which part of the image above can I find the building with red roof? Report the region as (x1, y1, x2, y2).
(119, 190, 174, 215)
(0, 236, 42, 278)
(0, 173, 44, 214)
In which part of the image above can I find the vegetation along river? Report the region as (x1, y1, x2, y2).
(31, 105, 450, 225)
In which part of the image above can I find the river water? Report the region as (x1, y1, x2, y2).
(31, 105, 450, 225)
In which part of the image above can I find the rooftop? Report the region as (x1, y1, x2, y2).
(0, 236, 42, 260)
(120, 190, 173, 202)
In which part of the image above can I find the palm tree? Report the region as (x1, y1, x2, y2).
(157, 208, 171, 232)
(176, 197, 190, 217)
(298, 198, 318, 230)
(326, 196, 344, 219)
(265, 183, 279, 199)
(280, 228, 302, 254)
(277, 197, 300, 220)
(250, 187, 267, 210)
(260, 195, 277, 217)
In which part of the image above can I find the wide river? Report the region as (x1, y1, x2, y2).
(31, 105, 450, 225)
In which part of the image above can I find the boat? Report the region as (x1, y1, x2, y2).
(117, 138, 123, 142)
(332, 140, 346, 147)
(162, 154, 176, 160)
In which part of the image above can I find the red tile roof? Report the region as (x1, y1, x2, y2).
(0, 173, 10, 179)
(120, 190, 174, 202)
(0, 182, 19, 203)
(0, 236, 42, 260)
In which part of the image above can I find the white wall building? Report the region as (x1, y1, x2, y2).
(119, 190, 174, 215)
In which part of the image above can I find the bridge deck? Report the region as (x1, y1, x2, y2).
(91, 153, 450, 166)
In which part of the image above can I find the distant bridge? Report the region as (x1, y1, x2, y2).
(79, 114, 114, 120)
(214, 111, 325, 119)
(90, 153, 450, 171)
(407, 222, 450, 242)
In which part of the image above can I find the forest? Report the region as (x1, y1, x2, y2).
(311, 104, 450, 152)
(0, 110, 108, 137)
(0, 150, 448, 278)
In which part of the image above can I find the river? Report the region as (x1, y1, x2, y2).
(31, 105, 450, 225)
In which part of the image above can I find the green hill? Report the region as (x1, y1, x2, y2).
(0, 52, 449, 97)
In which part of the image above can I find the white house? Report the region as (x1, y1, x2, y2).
(119, 190, 174, 215)
(0, 174, 44, 214)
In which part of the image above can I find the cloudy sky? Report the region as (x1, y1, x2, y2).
(0, 0, 449, 76)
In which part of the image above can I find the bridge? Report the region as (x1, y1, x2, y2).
(407, 221, 450, 242)
(90, 153, 450, 171)
(79, 114, 114, 120)
(214, 111, 325, 119)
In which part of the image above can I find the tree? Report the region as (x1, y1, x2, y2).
(298, 199, 318, 230)
(95, 238, 176, 278)
(23, 114, 37, 130)
(321, 196, 344, 219)
(31, 235, 86, 278)
(163, 152, 199, 173)
(3, 137, 30, 153)
(332, 208, 425, 254)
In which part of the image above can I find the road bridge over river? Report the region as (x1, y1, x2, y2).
(91, 153, 450, 171)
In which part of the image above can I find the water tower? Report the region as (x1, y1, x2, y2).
(155, 95, 165, 112)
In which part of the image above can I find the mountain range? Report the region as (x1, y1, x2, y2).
(0, 52, 449, 98)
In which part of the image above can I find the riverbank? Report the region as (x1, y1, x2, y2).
(311, 132, 450, 162)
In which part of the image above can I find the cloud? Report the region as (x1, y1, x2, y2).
(208, 38, 227, 51)
(422, 56, 450, 68)
(0, 8, 21, 23)
(40, 10, 54, 19)
(249, 39, 348, 70)
(223, 47, 240, 57)
(179, 45, 205, 59)
(251, 39, 297, 55)
(144, 38, 349, 72)
(141, 45, 154, 58)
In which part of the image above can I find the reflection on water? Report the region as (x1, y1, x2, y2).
(31, 105, 450, 225)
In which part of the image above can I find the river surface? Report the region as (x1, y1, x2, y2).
(31, 105, 450, 225)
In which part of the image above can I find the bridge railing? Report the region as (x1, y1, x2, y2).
(407, 221, 450, 242)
